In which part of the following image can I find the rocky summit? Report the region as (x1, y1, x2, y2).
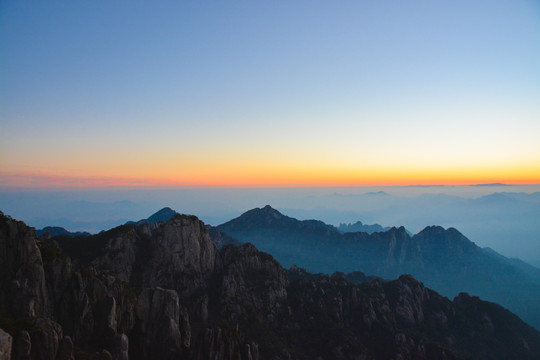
(1, 210, 540, 360)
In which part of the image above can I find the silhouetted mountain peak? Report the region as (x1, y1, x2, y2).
(220, 205, 297, 231)
(147, 207, 178, 223)
(416, 225, 467, 240)
(413, 226, 478, 255)
(126, 207, 179, 225)
(242, 205, 284, 219)
(220, 205, 341, 236)
(417, 225, 446, 235)
(36, 226, 91, 239)
(260, 204, 284, 218)
(387, 226, 409, 236)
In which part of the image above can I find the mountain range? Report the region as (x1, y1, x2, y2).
(217, 205, 540, 331)
(2, 208, 540, 359)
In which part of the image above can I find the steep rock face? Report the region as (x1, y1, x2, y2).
(191, 327, 259, 360)
(62, 214, 220, 324)
(0, 212, 49, 318)
(35, 247, 136, 357)
(29, 317, 62, 360)
(84, 215, 219, 300)
(0, 328, 11, 360)
(0, 212, 139, 360)
(131, 287, 189, 360)
(139, 215, 218, 298)
(378, 226, 412, 269)
(91, 226, 141, 283)
(218, 243, 288, 324)
(284, 273, 461, 360)
(11, 331, 30, 360)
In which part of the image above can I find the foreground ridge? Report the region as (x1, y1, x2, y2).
(1, 210, 540, 359)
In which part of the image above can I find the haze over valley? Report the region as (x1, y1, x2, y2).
(2, 184, 540, 265)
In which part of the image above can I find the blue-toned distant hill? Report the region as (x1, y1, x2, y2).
(482, 247, 540, 280)
(36, 226, 92, 239)
(337, 220, 389, 234)
(125, 206, 179, 225)
(218, 205, 540, 330)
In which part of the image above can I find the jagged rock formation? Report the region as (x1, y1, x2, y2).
(2, 210, 540, 359)
(218, 205, 540, 330)
(132, 287, 187, 359)
(338, 221, 389, 234)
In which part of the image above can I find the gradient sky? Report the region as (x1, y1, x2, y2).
(1, 1, 539, 187)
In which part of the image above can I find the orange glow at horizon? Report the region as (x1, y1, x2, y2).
(2, 163, 539, 188)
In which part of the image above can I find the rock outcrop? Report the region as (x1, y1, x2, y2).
(0, 213, 50, 318)
(0, 328, 11, 360)
(132, 287, 186, 360)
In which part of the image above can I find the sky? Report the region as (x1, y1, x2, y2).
(1, 1, 540, 187)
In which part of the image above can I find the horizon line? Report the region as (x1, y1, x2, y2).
(1, 172, 539, 190)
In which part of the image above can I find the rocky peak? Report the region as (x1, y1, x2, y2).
(0, 212, 50, 319)
(36, 227, 91, 240)
(146, 207, 178, 224)
(384, 226, 410, 241)
(243, 205, 284, 221)
(126, 207, 179, 226)
(109, 213, 219, 299)
(413, 226, 478, 254)
(219, 205, 295, 231)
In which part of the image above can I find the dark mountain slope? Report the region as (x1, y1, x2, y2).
(482, 246, 540, 280)
(36, 226, 91, 239)
(2, 210, 540, 359)
(218, 206, 540, 330)
(205, 224, 241, 249)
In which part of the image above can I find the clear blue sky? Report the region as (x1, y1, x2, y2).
(1, 1, 539, 186)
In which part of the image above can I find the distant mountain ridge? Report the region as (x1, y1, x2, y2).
(482, 247, 540, 280)
(125, 206, 179, 225)
(337, 220, 389, 234)
(36, 226, 91, 239)
(218, 205, 540, 330)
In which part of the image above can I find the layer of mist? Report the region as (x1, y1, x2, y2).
(1, 184, 539, 264)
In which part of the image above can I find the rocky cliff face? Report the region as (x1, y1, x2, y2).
(1, 210, 540, 360)
(0, 213, 50, 319)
